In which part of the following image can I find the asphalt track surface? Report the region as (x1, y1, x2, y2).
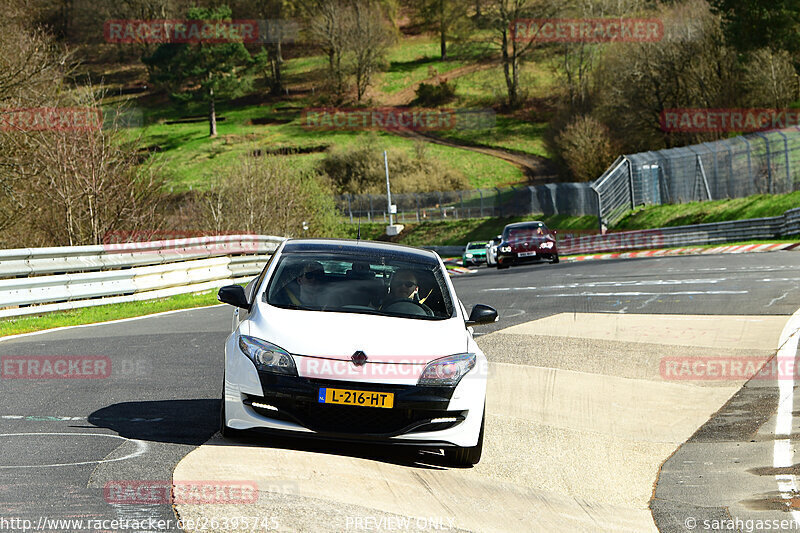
(0, 252, 799, 532)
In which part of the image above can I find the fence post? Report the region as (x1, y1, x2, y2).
(755, 132, 773, 194)
(777, 130, 791, 194)
(367, 195, 372, 222)
(347, 195, 353, 223)
(742, 136, 753, 191)
(494, 187, 502, 217)
(725, 141, 734, 199)
(625, 157, 635, 209)
(479, 189, 484, 218)
(415, 193, 420, 222)
(592, 186, 603, 231)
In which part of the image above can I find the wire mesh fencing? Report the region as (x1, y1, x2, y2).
(593, 127, 800, 228)
(336, 184, 597, 224)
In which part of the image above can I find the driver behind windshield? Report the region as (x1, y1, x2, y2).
(387, 269, 419, 301)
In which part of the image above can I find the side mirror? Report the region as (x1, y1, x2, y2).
(466, 304, 498, 327)
(218, 285, 250, 310)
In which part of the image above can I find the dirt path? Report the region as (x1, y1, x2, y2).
(380, 59, 499, 107)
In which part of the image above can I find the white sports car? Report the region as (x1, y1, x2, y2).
(217, 239, 497, 465)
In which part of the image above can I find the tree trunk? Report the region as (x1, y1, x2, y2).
(501, 28, 515, 107)
(209, 88, 217, 137)
(439, 0, 447, 60)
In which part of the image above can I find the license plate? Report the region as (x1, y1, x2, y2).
(519, 251, 537, 257)
(318, 388, 394, 409)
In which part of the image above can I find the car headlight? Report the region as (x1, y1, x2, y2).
(238, 335, 297, 375)
(540, 241, 554, 249)
(500, 246, 512, 253)
(465, 253, 473, 258)
(418, 353, 476, 387)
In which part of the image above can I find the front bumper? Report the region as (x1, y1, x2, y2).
(250, 373, 465, 437)
(497, 249, 557, 265)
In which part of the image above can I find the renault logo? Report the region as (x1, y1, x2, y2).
(351, 351, 368, 367)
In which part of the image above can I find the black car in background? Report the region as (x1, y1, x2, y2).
(496, 221, 559, 269)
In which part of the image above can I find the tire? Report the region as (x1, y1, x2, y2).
(445, 412, 484, 466)
(550, 254, 560, 264)
(497, 262, 509, 270)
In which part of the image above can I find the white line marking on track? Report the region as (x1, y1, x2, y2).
(532, 291, 748, 297)
(0, 432, 147, 469)
(774, 307, 800, 523)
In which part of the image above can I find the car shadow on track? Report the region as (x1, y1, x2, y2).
(88, 400, 460, 470)
(214, 430, 456, 470)
(88, 399, 219, 445)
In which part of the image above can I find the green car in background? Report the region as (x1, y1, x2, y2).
(462, 241, 489, 266)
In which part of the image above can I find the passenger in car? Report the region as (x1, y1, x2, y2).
(275, 261, 325, 307)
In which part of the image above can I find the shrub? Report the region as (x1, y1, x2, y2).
(319, 136, 468, 194)
(202, 155, 341, 238)
(415, 81, 457, 107)
(555, 116, 618, 182)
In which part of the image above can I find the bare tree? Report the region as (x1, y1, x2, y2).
(594, 0, 743, 150)
(0, 8, 72, 236)
(483, 0, 560, 108)
(347, 1, 396, 102)
(203, 155, 340, 238)
(305, 0, 351, 100)
(3, 88, 165, 247)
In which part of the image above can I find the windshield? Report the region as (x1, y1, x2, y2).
(467, 243, 486, 250)
(504, 224, 548, 242)
(265, 251, 454, 320)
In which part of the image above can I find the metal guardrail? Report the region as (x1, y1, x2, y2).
(559, 207, 800, 255)
(0, 235, 285, 319)
(425, 208, 800, 259)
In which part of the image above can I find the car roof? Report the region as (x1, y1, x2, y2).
(281, 238, 440, 264)
(504, 221, 545, 229)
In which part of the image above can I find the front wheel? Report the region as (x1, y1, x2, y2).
(445, 412, 484, 466)
(550, 254, 560, 264)
(496, 262, 509, 270)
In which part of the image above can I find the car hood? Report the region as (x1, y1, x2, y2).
(251, 305, 467, 365)
(507, 236, 554, 248)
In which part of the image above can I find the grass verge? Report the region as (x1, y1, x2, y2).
(616, 192, 800, 229)
(0, 290, 221, 338)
